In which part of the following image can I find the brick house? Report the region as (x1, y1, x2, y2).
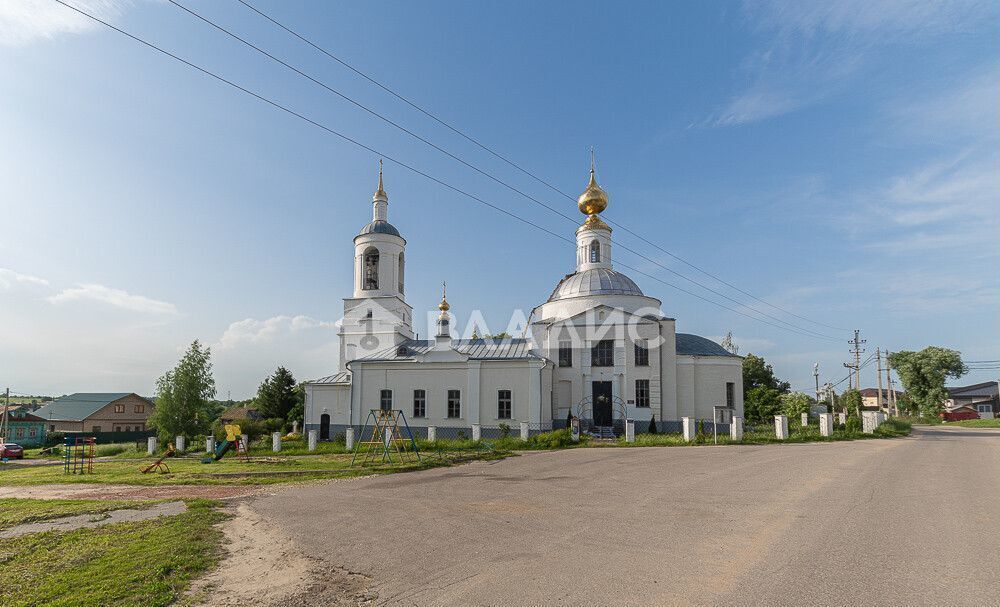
(34, 393, 154, 433)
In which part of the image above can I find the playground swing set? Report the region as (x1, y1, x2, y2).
(351, 409, 421, 466)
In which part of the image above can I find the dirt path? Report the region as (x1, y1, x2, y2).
(0, 483, 260, 501)
(0, 501, 187, 539)
(185, 502, 376, 607)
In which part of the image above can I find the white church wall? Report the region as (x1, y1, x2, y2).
(676, 356, 743, 420)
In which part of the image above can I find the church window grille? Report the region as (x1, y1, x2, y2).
(558, 341, 573, 367)
(591, 339, 614, 367)
(589, 240, 600, 263)
(413, 390, 426, 418)
(497, 390, 512, 419)
(447, 390, 461, 418)
(363, 248, 379, 290)
(380, 389, 392, 411)
(635, 380, 650, 408)
(634, 340, 649, 366)
(726, 382, 735, 408)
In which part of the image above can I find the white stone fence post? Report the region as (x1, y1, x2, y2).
(472, 424, 482, 442)
(625, 419, 635, 443)
(345, 427, 355, 451)
(774, 415, 789, 440)
(730, 417, 744, 441)
(147, 436, 157, 455)
(206, 436, 215, 453)
(272, 432, 281, 452)
(801, 412, 809, 427)
(427, 426, 437, 442)
(682, 417, 696, 442)
(819, 413, 833, 437)
(838, 412, 847, 426)
(520, 421, 530, 441)
(175, 435, 186, 452)
(307, 429, 317, 451)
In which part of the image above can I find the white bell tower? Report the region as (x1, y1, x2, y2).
(338, 162, 413, 370)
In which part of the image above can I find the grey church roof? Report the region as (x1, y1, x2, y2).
(358, 220, 401, 237)
(357, 338, 541, 362)
(310, 371, 351, 385)
(675, 333, 740, 357)
(548, 268, 644, 301)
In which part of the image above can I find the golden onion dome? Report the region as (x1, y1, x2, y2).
(577, 169, 608, 216)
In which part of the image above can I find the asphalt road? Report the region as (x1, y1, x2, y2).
(253, 425, 1000, 606)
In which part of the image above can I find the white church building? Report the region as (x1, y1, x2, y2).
(304, 165, 743, 439)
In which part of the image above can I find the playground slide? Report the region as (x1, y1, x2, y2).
(213, 440, 234, 461)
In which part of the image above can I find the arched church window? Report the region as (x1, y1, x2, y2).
(589, 240, 601, 263)
(398, 252, 405, 294)
(363, 247, 379, 290)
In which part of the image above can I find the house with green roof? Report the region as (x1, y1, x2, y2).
(34, 393, 154, 434)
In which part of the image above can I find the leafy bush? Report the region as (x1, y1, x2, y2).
(845, 416, 862, 434)
(498, 423, 511, 438)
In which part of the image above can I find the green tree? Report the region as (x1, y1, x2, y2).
(742, 353, 792, 394)
(744, 385, 782, 425)
(889, 347, 966, 416)
(840, 388, 862, 417)
(254, 367, 300, 422)
(742, 353, 790, 424)
(149, 340, 217, 442)
(780, 392, 812, 418)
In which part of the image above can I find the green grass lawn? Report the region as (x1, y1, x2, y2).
(0, 499, 225, 607)
(0, 498, 150, 531)
(0, 449, 507, 486)
(944, 418, 1000, 428)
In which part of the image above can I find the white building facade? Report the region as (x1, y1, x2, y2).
(304, 165, 743, 439)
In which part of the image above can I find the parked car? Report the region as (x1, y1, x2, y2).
(1, 443, 25, 459)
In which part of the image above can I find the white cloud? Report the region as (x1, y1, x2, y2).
(0, 0, 132, 47)
(0, 267, 49, 288)
(47, 283, 178, 315)
(216, 315, 337, 349)
(744, 0, 996, 38)
(711, 90, 801, 127)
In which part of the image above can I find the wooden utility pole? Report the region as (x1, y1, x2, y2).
(876, 349, 885, 412)
(1, 387, 9, 443)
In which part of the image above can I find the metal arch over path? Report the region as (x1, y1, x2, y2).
(572, 395, 629, 434)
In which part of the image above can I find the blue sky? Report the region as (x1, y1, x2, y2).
(1, 0, 997, 398)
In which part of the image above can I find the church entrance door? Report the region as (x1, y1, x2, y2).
(592, 381, 613, 426)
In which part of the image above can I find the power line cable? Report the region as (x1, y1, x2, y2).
(53, 0, 844, 343)
(165, 0, 844, 342)
(233, 0, 850, 334)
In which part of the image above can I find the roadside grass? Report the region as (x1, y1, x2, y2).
(944, 418, 1000, 428)
(0, 498, 152, 531)
(0, 499, 225, 607)
(606, 418, 912, 447)
(0, 449, 509, 486)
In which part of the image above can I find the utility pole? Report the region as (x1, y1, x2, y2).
(1, 387, 9, 444)
(813, 363, 820, 407)
(876, 349, 885, 413)
(843, 362, 855, 389)
(885, 349, 897, 415)
(849, 330, 866, 391)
